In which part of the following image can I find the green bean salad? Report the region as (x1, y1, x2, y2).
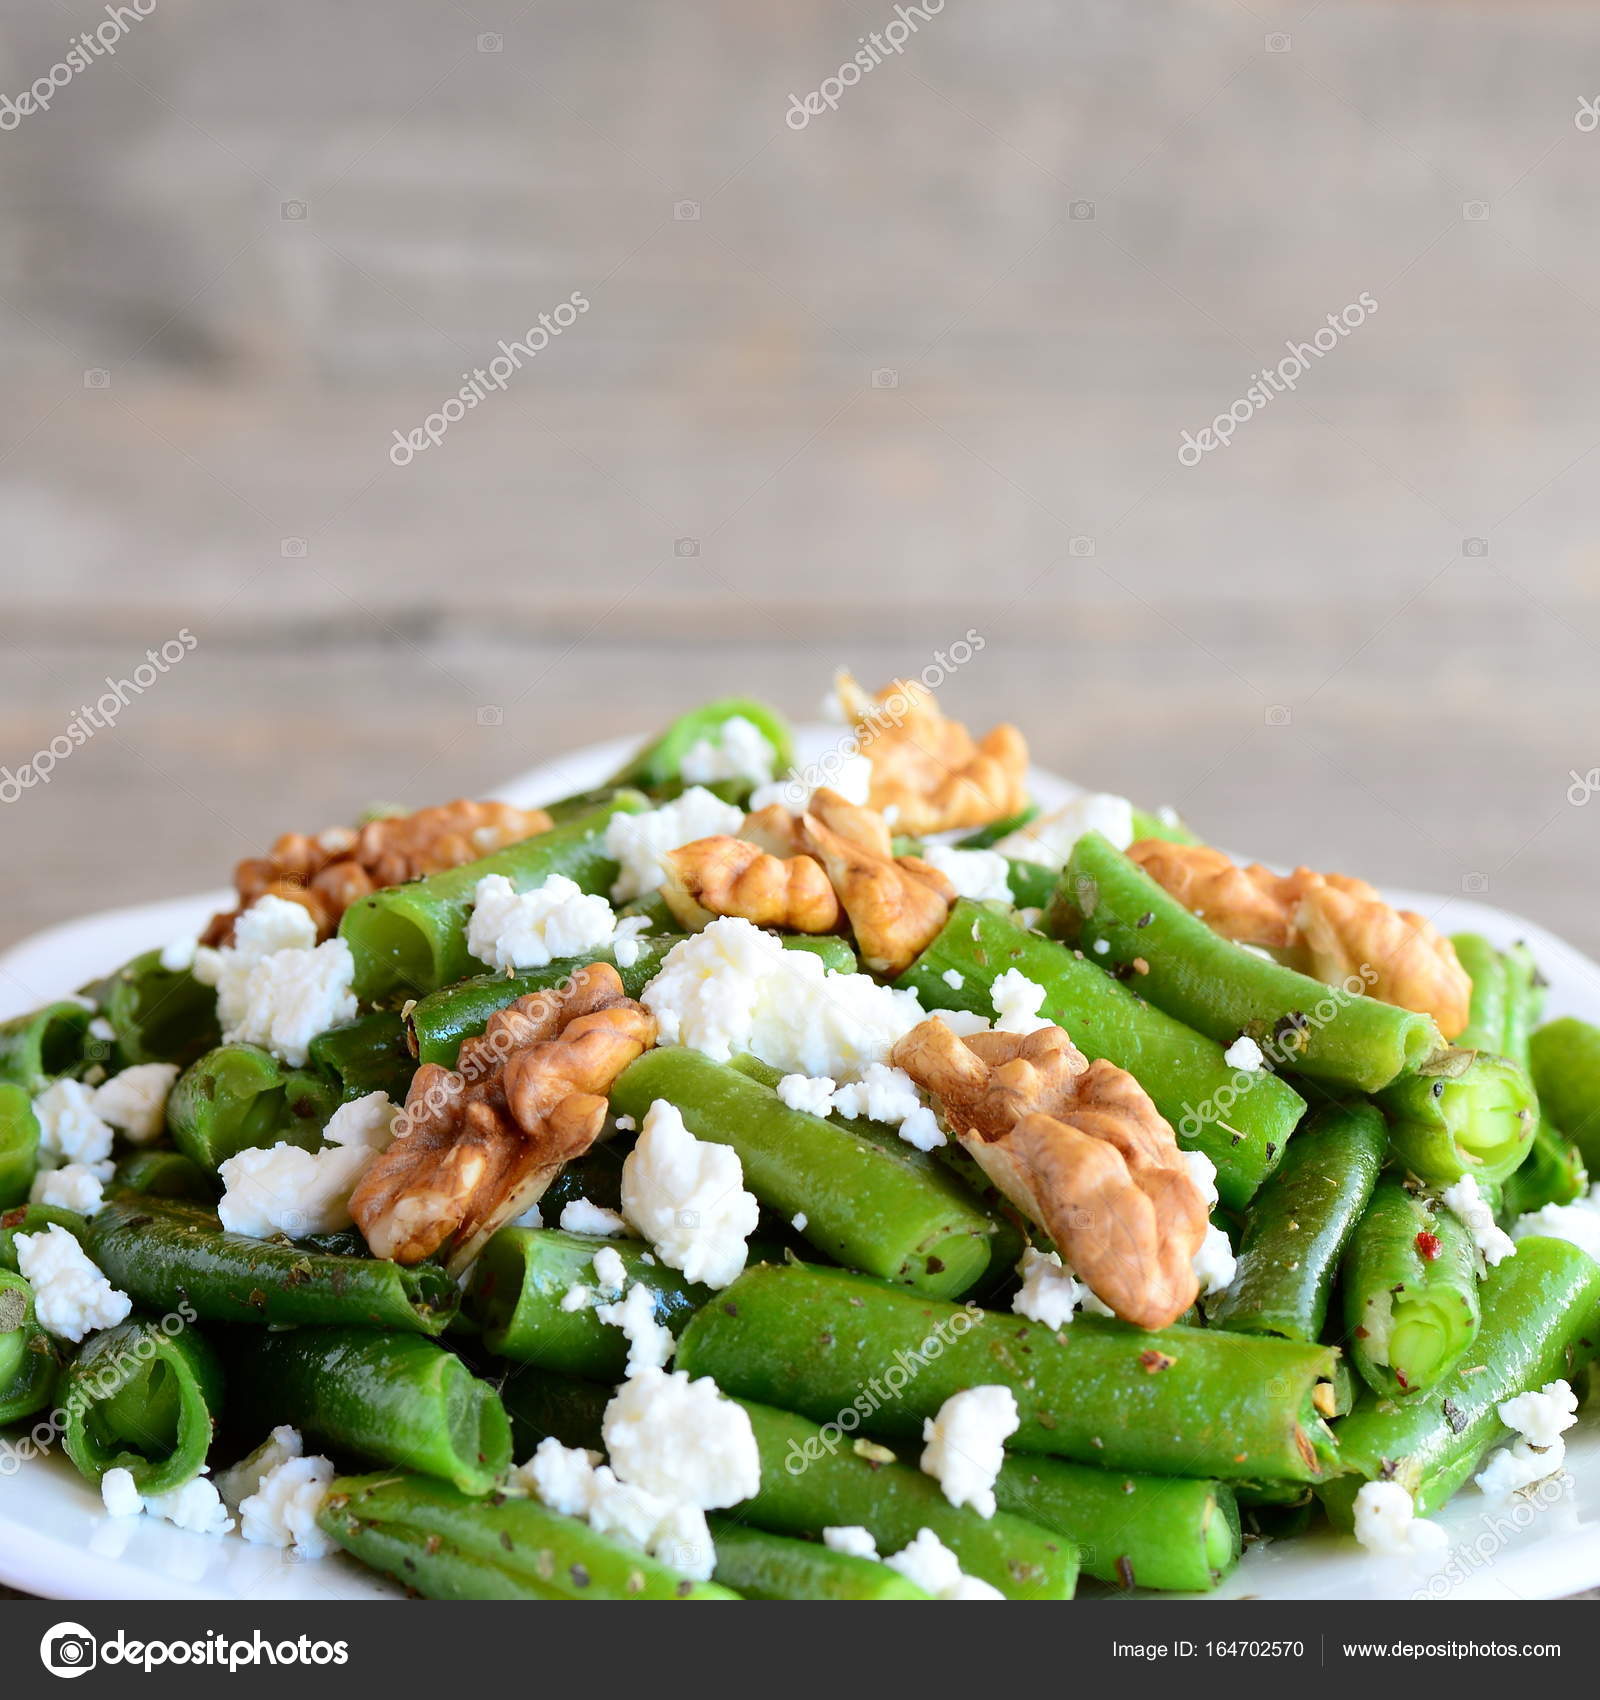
(4, 679, 1599, 1601)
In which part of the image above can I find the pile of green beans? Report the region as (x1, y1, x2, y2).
(88, 1195, 458, 1333)
(897, 901, 1306, 1207)
(318, 1471, 738, 1601)
(1049, 832, 1443, 1092)
(224, 1325, 511, 1494)
(1341, 1176, 1480, 1398)
(1207, 1101, 1386, 1343)
(339, 796, 645, 1003)
(1324, 1235, 1600, 1519)
(676, 1262, 1340, 1483)
(611, 1048, 1006, 1298)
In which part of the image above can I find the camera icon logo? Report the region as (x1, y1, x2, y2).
(1462, 871, 1490, 895)
(1069, 200, 1095, 220)
(280, 538, 308, 559)
(281, 200, 307, 221)
(674, 538, 700, 557)
(870, 368, 898, 389)
(477, 705, 503, 727)
(83, 368, 111, 390)
(1461, 537, 1488, 558)
(674, 200, 700, 221)
(41, 1623, 97, 1678)
(1462, 201, 1490, 221)
(477, 32, 502, 52)
(1265, 704, 1292, 727)
(1265, 32, 1291, 53)
(1068, 535, 1095, 558)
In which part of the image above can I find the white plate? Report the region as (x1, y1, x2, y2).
(2, 728, 1598, 1601)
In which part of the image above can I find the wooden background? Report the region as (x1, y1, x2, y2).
(3, 0, 1600, 971)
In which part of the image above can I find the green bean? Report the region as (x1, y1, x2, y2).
(1342, 1176, 1480, 1398)
(729, 1396, 1077, 1599)
(897, 901, 1305, 1208)
(1376, 1050, 1536, 1185)
(317, 1471, 738, 1601)
(675, 1262, 1340, 1483)
(1323, 1234, 1600, 1520)
(775, 934, 858, 974)
(166, 1044, 339, 1173)
(610, 1048, 1005, 1298)
(1003, 860, 1058, 911)
(994, 1455, 1239, 1592)
(463, 1227, 710, 1378)
(608, 697, 793, 793)
(339, 796, 646, 1003)
(1050, 832, 1443, 1092)
(1450, 934, 1508, 1054)
(0, 1204, 87, 1271)
(0, 1001, 92, 1093)
(111, 1150, 216, 1203)
(0, 1270, 59, 1425)
(1501, 1122, 1588, 1216)
(955, 804, 1039, 850)
(406, 943, 679, 1068)
(224, 1325, 510, 1494)
(61, 1318, 223, 1494)
(80, 949, 220, 1068)
(88, 1195, 457, 1333)
(0, 1084, 40, 1209)
(1529, 1016, 1600, 1172)
(1129, 807, 1202, 846)
(499, 1364, 613, 1456)
(707, 1521, 929, 1600)
(307, 1010, 415, 1104)
(1206, 1101, 1387, 1342)
(1502, 941, 1545, 1063)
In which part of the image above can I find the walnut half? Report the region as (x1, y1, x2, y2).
(892, 1018, 1207, 1329)
(349, 963, 655, 1275)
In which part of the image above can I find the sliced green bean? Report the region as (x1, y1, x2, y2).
(608, 697, 793, 792)
(464, 1227, 710, 1378)
(708, 1521, 929, 1600)
(61, 1317, 223, 1493)
(499, 1364, 614, 1456)
(308, 1010, 415, 1104)
(1207, 1101, 1387, 1342)
(166, 1044, 338, 1173)
(339, 796, 645, 1003)
(610, 1048, 1005, 1298)
(225, 1325, 510, 1494)
(0, 1270, 59, 1425)
(1323, 1234, 1600, 1520)
(897, 901, 1305, 1207)
(111, 1150, 216, 1203)
(318, 1471, 738, 1601)
(676, 1262, 1340, 1482)
(1050, 832, 1443, 1092)
(88, 1195, 457, 1333)
(1342, 1176, 1480, 1398)
(0, 1001, 92, 1093)
(1377, 1049, 1536, 1185)
(0, 1084, 40, 1209)
(80, 949, 220, 1069)
(955, 804, 1039, 850)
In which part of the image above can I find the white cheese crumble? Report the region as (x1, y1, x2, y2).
(1512, 1188, 1600, 1261)
(678, 715, 776, 788)
(93, 1062, 179, 1145)
(1476, 1380, 1579, 1498)
(1182, 1148, 1220, 1210)
(466, 873, 618, 973)
(920, 845, 1012, 904)
(30, 1163, 105, 1215)
(1351, 1480, 1447, 1557)
(192, 896, 358, 1067)
(941, 968, 965, 990)
(605, 788, 746, 903)
(31, 1079, 113, 1173)
(1440, 1176, 1517, 1270)
(216, 1090, 398, 1239)
(611, 914, 653, 970)
(1223, 1035, 1265, 1072)
(591, 1245, 627, 1295)
(159, 934, 198, 972)
(14, 1224, 130, 1341)
(594, 1281, 676, 1375)
(601, 1369, 762, 1509)
(1192, 1224, 1238, 1298)
(920, 1386, 1018, 1518)
(238, 1452, 336, 1558)
(641, 916, 928, 1081)
(141, 1476, 235, 1538)
(749, 751, 873, 814)
(776, 1073, 838, 1117)
(990, 969, 1053, 1035)
(823, 1525, 880, 1560)
(882, 1528, 1005, 1600)
(216, 1425, 304, 1509)
(559, 1284, 592, 1312)
(993, 793, 1135, 869)
(559, 1198, 628, 1238)
(1012, 1247, 1086, 1330)
(101, 1466, 145, 1518)
(620, 1100, 759, 1288)
(828, 1062, 945, 1151)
